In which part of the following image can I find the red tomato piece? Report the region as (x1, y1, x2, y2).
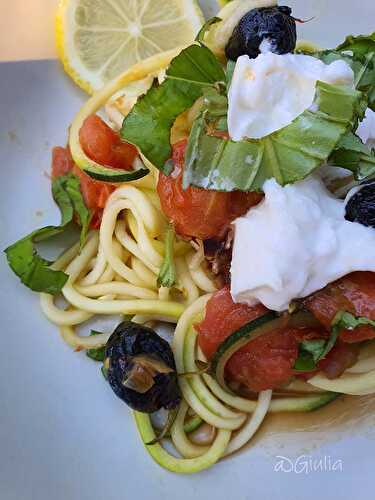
(196, 287, 268, 359)
(79, 114, 137, 170)
(71, 164, 115, 212)
(226, 328, 299, 392)
(157, 140, 262, 240)
(197, 288, 301, 392)
(305, 272, 375, 343)
(51, 146, 115, 229)
(51, 146, 75, 178)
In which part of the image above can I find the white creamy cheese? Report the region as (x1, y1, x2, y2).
(230, 175, 375, 311)
(357, 108, 375, 148)
(227, 52, 354, 141)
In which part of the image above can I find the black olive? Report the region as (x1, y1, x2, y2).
(225, 6, 297, 61)
(105, 321, 181, 413)
(345, 183, 375, 228)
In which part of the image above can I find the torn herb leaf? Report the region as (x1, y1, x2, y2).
(313, 32, 375, 111)
(332, 310, 375, 333)
(329, 131, 375, 180)
(226, 60, 236, 87)
(121, 44, 225, 171)
(65, 175, 91, 248)
(5, 234, 70, 295)
(294, 311, 375, 372)
(336, 32, 375, 59)
(294, 340, 327, 372)
(157, 224, 176, 288)
(4, 173, 91, 294)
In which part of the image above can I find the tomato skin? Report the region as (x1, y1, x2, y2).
(196, 287, 268, 359)
(79, 115, 137, 169)
(51, 146, 115, 229)
(51, 147, 75, 178)
(71, 164, 114, 210)
(226, 328, 299, 392)
(305, 272, 375, 343)
(157, 140, 262, 240)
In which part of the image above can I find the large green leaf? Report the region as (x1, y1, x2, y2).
(184, 81, 363, 191)
(121, 44, 225, 171)
(314, 33, 375, 111)
(4, 173, 91, 294)
(337, 32, 375, 58)
(330, 131, 375, 180)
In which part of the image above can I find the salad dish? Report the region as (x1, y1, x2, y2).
(5, 0, 375, 474)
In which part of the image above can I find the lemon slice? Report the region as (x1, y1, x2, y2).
(56, 0, 204, 94)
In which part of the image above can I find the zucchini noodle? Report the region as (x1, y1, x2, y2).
(39, 173, 217, 347)
(307, 342, 375, 395)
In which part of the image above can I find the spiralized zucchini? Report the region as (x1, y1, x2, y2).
(39, 181, 217, 346)
(37, 56, 369, 475)
(130, 298, 339, 473)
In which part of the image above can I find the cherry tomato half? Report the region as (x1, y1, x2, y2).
(157, 140, 262, 240)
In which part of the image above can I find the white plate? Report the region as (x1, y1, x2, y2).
(1, 1, 375, 499)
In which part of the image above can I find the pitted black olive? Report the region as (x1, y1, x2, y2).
(345, 183, 375, 228)
(225, 6, 297, 61)
(105, 321, 181, 413)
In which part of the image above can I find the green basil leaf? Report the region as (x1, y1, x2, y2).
(202, 87, 228, 118)
(64, 175, 92, 248)
(293, 350, 318, 372)
(167, 44, 225, 85)
(313, 33, 375, 111)
(336, 33, 375, 58)
(329, 131, 375, 180)
(332, 310, 375, 333)
(184, 81, 363, 191)
(4, 173, 90, 295)
(319, 51, 375, 111)
(299, 311, 375, 370)
(226, 59, 236, 87)
(301, 339, 328, 363)
(121, 44, 225, 170)
(51, 175, 75, 227)
(4, 234, 70, 295)
(86, 330, 106, 362)
(157, 224, 176, 288)
(294, 340, 327, 372)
